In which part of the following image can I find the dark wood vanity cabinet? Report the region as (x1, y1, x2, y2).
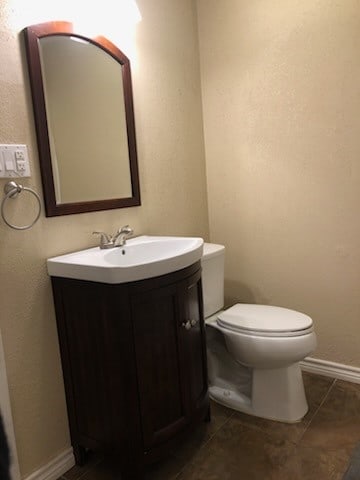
(51, 262, 209, 479)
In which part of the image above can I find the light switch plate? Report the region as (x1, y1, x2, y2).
(0, 144, 31, 178)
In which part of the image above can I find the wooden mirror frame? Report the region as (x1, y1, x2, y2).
(24, 21, 141, 217)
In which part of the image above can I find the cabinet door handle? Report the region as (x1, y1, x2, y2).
(182, 320, 192, 330)
(181, 319, 198, 330)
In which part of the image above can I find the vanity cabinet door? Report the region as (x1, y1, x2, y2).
(180, 270, 208, 415)
(51, 278, 143, 470)
(130, 282, 189, 452)
(130, 267, 209, 455)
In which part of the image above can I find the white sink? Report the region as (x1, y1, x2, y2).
(47, 235, 204, 284)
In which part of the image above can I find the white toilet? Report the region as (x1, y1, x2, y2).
(201, 243, 317, 423)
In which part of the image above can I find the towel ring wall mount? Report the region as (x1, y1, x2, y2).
(1, 181, 42, 230)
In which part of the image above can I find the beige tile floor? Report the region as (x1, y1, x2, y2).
(58, 373, 360, 480)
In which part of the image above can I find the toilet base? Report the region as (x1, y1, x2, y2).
(209, 363, 308, 423)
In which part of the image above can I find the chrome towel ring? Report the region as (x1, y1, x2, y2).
(1, 181, 41, 230)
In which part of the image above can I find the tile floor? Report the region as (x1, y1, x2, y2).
(58, 373, 360, 480)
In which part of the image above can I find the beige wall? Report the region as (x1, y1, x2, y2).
(0, 0, 208, 476)
(197, 1, 360, 365)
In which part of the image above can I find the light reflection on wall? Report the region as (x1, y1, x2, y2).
(8, 0, 141, 65)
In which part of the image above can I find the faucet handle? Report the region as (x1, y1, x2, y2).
(93, 231, 111, 248)
(112, 225, 134, 246)
(112, 225, 133, 240)
(119, 225, 133, 235)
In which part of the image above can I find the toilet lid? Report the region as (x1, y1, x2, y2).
(217, 304, 313, 337)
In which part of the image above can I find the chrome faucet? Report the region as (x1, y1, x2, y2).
(93, 225, 134, 249)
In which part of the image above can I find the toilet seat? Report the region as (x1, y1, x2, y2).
(217, 304, 314, 338)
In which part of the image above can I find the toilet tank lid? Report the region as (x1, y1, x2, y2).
(218, 304, 313, 333)
(202, 243, 225, 259)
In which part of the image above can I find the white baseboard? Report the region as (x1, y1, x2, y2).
(301, 357, 360, 384)
(24, 448, 75, 480)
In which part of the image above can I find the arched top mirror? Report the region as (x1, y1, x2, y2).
(24, 21, 141, 216)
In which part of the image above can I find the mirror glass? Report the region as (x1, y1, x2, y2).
(24, 22, 141, 216)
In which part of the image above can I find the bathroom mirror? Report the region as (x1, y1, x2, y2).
(24, 21, 141, 216)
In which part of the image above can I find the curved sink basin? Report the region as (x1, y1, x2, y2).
(47, 235, 204, 284)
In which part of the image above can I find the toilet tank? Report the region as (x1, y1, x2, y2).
(201, 243, 225, 318)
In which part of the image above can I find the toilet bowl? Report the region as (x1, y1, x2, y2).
(201, 243, 317, 423)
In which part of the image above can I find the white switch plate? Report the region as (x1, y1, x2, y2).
(0, 144, 31, 178)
